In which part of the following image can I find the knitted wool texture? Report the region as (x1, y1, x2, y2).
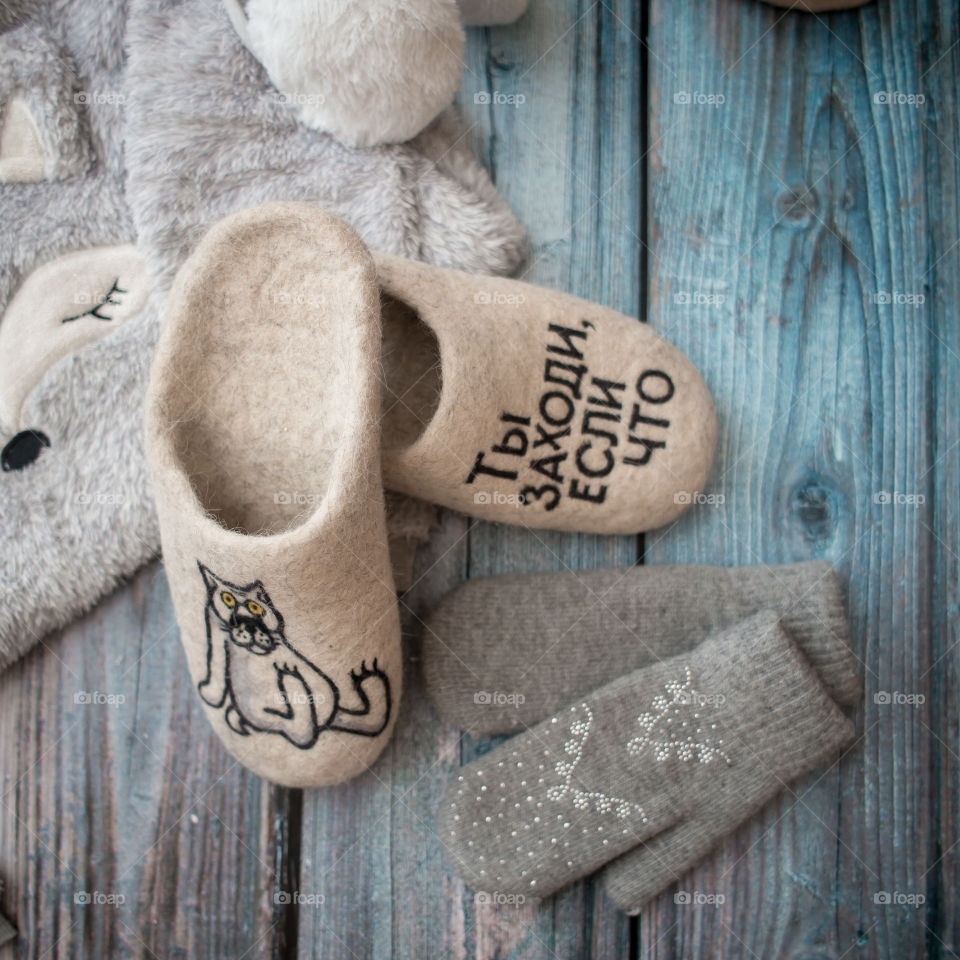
(437, 611, 855, 900)
(423, 561, 861, 736)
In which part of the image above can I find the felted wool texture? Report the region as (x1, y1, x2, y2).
(373, 254, 717, 533)
(228, 0, 466, 147)
(423, 561, 861, 737)
(147, 204, 402, 787)
(0, 0, 166, 671)
(437, 611, 855, 900)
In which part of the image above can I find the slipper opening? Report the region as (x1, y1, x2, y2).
(167, 255, 366, 538)
(380, 293, 441, 453)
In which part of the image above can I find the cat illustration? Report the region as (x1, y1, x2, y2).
(196, 562, 391, 748)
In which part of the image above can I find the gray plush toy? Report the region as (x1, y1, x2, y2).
(0, 0, 160, 670)
(0, 0, 526, 671)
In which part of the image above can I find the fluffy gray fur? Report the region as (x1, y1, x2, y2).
(124, 0, 527, 289)
(0, 24, 92, 180)
(0, 0, 526, 670)
(0, 1, 160, 670)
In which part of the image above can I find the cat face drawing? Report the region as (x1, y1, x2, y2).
(197, 562, 391, 749)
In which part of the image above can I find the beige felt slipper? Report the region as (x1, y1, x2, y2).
(146, 204, 401, 788)
(377, 258, 717, 534)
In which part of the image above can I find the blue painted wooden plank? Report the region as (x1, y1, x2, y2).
(640, 0, 957, 956)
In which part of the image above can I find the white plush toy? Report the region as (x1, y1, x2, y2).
(224, 0, 529, 148)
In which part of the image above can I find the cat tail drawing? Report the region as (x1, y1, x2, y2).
(328, 659, 392, 737)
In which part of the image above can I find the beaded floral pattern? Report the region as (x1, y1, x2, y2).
(626, 666, 731, 765)
(546, 703, 648, 822)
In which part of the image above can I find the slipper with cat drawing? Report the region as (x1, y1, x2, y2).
(377, 251, 717, 535)
(146, 204, 402, 787)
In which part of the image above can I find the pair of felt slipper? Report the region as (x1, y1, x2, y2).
(424, 561, 860, 911)
(147, 202, 717, 786)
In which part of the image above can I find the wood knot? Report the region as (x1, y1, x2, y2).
(790, 480, 838, 541)
(776, 185, 820, 225)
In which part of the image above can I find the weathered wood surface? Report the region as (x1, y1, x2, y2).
(0, 563, 291, 959)
(641, 0, 959, 958)
(0, 0, 956, 957)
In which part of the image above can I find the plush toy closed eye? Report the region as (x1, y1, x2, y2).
(223, 0, 530, 148)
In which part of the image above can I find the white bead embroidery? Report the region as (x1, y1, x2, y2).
(545, 703, 648, 823)
(626, 666, 731, 765)
(451, 678, 733, 891)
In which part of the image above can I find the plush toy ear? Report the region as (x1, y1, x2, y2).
(0, 96, 47, 182)
(0, 245, 151, 433)
(0, 25, 93, 183)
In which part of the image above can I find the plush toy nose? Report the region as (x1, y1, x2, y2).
(1, 429, 50, 471)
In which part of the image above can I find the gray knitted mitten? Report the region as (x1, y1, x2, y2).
(437, 611, 854, 900)
(423, 561, 860, 736)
